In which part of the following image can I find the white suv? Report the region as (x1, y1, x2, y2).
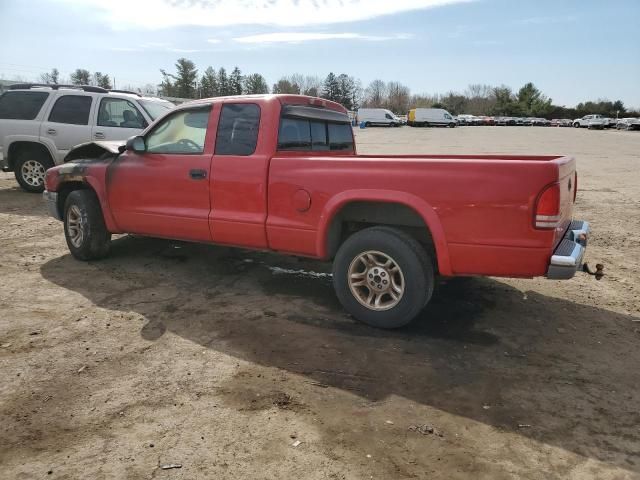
(0, 84, 174, 192)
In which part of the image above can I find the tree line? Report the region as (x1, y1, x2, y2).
(39, 68, 113, 90)
(36, 59, 636, 118)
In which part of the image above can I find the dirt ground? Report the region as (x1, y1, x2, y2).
(1, 126, 639, 480)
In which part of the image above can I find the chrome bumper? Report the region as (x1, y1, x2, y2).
(546, 220, 590, 280)
(43, 190, 62, 221)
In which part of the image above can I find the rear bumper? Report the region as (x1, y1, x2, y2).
(43, 190, 62, 221)
(546, 220, 590, 280)
(0, 151, 9, 171)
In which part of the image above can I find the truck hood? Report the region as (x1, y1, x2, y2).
(64, 141, 125, 163)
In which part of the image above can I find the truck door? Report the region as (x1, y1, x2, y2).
(106, 106, 215, 242)
(40, 94, 94, 162)
(92, 97, 148, 142)
(209, 102, 269, 249)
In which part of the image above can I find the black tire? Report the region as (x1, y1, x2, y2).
(14, 149, 54, 193)
(573, 122, 580, 128)
(63, 190, 111, 260)
(364, 122, 370, 127)
(449, 122, 456, 128)
(332, 226, 434, 329)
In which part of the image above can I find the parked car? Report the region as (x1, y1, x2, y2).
(456, 114, 475, 126)
(532, 118, 551, 127)
(552, 119, 572, 127)
(407, 108, 457, 127)
(604, 117, 618, 129)
(357, 108, 402, 127)
(494, 116, 507, 126)
(573, 114, 607, 129)
(616, 118, 640, 130)
(0, 83, 174, 192)
(515, 117, 525, 126)
(43, 94, 591, 329)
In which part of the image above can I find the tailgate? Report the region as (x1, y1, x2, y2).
(553, 156, 576, 247)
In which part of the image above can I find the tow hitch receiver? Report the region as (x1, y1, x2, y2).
(583, 262, 605, 280)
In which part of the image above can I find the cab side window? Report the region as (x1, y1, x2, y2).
(48, 95, 92, 125)
(98, 98, 147, 129)
(215, 104, 260, 156)
(145, 108, 210, 154)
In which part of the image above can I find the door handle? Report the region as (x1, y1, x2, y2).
(46, 128, 57, 135)
(189, 169, 207, 180)
(94, 132, 105, 139)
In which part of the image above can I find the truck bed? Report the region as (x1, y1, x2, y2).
(266, 153, 576, 277)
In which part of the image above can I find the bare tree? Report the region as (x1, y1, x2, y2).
(363, 80, 387, 107)
(386, 81, 411, 114)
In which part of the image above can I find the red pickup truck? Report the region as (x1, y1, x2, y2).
(43, 94, 591, 328)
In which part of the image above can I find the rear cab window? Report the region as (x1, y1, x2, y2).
(0, 91, 50, 120)
(277, 104, 354, 152)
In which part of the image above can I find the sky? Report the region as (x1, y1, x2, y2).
(0, 0, 638, 108)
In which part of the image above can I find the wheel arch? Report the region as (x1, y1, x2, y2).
(317, 190, 452, 275)
(7, 141, 54, 170)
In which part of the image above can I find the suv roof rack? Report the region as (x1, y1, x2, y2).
(9, 83, 108, 93)
(109, 89, 142, 97)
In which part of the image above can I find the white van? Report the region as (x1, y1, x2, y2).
(408, 108, 457, 127)
(357, 108, 402, 127)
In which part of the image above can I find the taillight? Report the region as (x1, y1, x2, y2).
(573, 171, 578, 203)
(535, 182, 561, 229)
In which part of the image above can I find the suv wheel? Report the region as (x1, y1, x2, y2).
(64, 190, 111, 260)
(332, 226, 434, 329)
(15, 150, 53, 193)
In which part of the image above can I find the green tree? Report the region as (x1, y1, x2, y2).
(229, 67, 243, 95)
(272, 78, 300, 94)
(70, 68, 91, 85)
(173, 58, 198, 98)
(244, 73, 269, 94)
(217, 67, 229, 96)
(517, 82, 551, 116)
(94, 72, 112, 89)
(321, 72, 340, 103)
(200, 66, 218, 97)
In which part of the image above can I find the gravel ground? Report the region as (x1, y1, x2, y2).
(0, 126, 639, 479)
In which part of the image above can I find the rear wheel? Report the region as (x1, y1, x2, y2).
(448, 122, 456, 128)
(14, 150, 53, 193)
(64, 190, 111, 260)
(332, 226, 434, 329)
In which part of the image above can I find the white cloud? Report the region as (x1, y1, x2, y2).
(58, 0, 472, 29)
(518, 15, 577, 25)
(168, 48, 201, 53)
(207, 39, 221, 44)
(233, 32, 414, 44)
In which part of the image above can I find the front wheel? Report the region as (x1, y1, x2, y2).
(332, 226, 434, 329)
(64, 190, 111, 260)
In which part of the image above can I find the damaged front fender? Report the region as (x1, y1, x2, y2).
(64, 141, 125, 163)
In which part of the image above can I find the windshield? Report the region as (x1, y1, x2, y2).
(139, 99, 174, 120)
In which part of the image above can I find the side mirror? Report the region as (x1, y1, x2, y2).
(125, 135, 146, 153)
